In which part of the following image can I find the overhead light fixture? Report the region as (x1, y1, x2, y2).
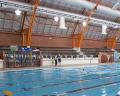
(82, 21, 87, 27)
(54, 16, 59, 22)
(59, 17, 67, 29)
(15, 9, 21, 16)
(102, 24, 107, 35)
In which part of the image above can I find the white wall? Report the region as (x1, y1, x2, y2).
(43, 58, 98, 66)
(0, 60, 3, 69)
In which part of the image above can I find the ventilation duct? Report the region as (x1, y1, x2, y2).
(0, 0, 120, 28)
(46, 0, 120, 18)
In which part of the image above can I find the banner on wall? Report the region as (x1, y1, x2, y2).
(10, 45, 18, 52)
(24, 47, 32, 53)
(99, 52, 115, 63)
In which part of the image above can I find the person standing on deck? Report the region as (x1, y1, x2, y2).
(51, 57, 55, 66)
(55, 57, 57, 66)
(58, 56, 61, 66)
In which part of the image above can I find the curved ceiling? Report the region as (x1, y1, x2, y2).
(11, 0, 120, 23)
(0, 0, 120, 43)
(40, 0, 120, 23)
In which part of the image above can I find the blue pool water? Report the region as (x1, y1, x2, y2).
(1, 64, 120, 96)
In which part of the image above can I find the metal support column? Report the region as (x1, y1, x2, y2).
(77, 0, 101, 49)
(27, 0, 39, 46)
(21, 12, 27, 46)
(72, 21, 79, 49)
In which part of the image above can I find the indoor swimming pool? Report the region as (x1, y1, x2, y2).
(1, 64, 120, 96)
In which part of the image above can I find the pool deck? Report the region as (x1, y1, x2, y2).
(0, 63, 115, 72)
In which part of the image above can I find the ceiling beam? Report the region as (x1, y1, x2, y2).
(112, 1, 120, 10)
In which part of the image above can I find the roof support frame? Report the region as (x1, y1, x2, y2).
(0, 0, 120, 28)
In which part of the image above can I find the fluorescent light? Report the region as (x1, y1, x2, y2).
(54, 16, 59, 22)
(102, 24, 107, 35)
(59, 17, 67, 29)
(82, 21, 87, 27)
(15, 9, 21, 16)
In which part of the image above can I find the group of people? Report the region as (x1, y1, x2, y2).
(51, 56, 61, 66)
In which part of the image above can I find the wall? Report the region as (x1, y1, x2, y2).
(43, 58, 99, 66)
(0, 33, 20, 46)
(0, 60, 3, 69)
(31, 35, 71, 47)
(0, 32, 119, 49)
(116, 44, 120, 49)
(31, 35, 107, 48)
(99, 52, 114, 63)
